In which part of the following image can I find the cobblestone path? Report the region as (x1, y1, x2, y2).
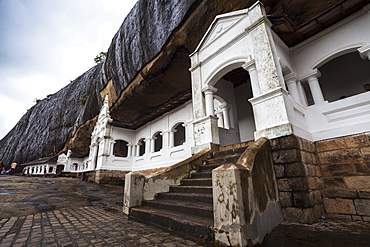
(0, 206, 204, 247)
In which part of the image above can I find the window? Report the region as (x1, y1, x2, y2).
(113, 140, 129, 157)
(174, 123, 186, 147)
(138, 138, 146, 156)
(153, 132, 163, 152)
(319, 52, 370, 102)
(48, 167, 53, 173)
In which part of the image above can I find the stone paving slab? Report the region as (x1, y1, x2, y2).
(0, 206, 205, 247)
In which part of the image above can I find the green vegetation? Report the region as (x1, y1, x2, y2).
(94, 51, 107, 64)
(78, 97, 88, 106)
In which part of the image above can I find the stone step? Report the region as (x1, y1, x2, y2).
(205, 154, 241, 165)
(128, 142, 251, 244)
(218, 141, 251, 152)
(142, 199, 213, 219)
(129, 207, 214, 242)
(181, 178, 212, 186)
(190, 171, 212, 179)
(198, 163, 234, 172)
(156, 192, 213, 204)
(212, 146, 248, 158)
(169, 185, 212, 194)
(198, 163, 222, 172)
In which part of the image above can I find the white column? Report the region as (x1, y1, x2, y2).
(169, 130, 175, 148)
(202, 85, 218, 116)
(132, 145, 137, 157)
(150, 137, 156, 153)
(216, 111, 224, 128)
(91, 144, 98, 169)
(136, 144, 141, 157)
(306, 70, 324, 104)
(219, 103, 230, 129)
(127, 144, 133, 157)
(111, 140, 116, 155)
(297, 81, 308, 107)
(242, 60, 261, 97)
(284, 73, 302, 104)
(145, 138, 151, 154)
(162, 131, 170, 148)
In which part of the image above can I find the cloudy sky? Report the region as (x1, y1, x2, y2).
(0, 0, 137, 140)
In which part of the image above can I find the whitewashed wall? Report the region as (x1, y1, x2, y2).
(96, 101, 194, 172)
(274, 6, 370, 141)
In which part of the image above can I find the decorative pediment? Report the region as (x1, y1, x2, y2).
(193, 9, 249, 53)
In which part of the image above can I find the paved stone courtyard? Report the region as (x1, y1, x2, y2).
(0, 176, 205, 246)
(0, 206, 202, 247)
(1, 176, 370, 246)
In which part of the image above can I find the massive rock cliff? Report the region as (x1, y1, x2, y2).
(0, 64, 105, 167)
(0, 0, 362, 168)
(0, 0, 200, 167)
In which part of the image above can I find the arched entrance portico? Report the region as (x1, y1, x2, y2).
(190, 2, 291, 153)
(210, 67, 255, 146)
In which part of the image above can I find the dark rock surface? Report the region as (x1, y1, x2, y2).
(0, 64, 104, 169)
(1, 0, 365, 167)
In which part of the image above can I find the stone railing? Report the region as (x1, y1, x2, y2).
(123, 149, 210, 215)
(213, 137, 282, 246)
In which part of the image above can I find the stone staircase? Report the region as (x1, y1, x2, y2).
(129, 143, 250, 242)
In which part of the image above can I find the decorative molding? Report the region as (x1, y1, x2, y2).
(284, 72, 298, 83)
(358, 43, 370, 60)
(249, 87, 288, 105)
(201, 85, 218, 93)
(299, 68, 321, 81)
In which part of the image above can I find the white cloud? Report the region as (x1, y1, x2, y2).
(0, 0, 137, 139)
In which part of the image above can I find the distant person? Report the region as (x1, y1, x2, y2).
(0, 161, 4, 175)
(364, 84, 370, 91)
(9, 162, 17, 175)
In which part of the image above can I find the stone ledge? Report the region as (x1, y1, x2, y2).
(322, 189, 358, 199)
(281, 206, 321, 224)
(354, 199, 370, 216)
(323, 198, 356, 215)
(358, 190, 370, 199)
(273, 149, 301, 164)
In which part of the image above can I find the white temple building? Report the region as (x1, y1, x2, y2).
(60, 2, 370, 182)
(21, 2, 370, 245)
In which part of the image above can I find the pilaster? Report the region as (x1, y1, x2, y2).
(192, 115, 219, 153)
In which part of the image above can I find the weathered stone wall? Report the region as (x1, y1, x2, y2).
(271, 135, 324, 223)
(271, 133, 370, 223)
(316, 133, 370, 221)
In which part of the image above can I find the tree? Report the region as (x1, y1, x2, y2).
(94, 52, 107, 64)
